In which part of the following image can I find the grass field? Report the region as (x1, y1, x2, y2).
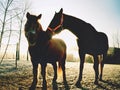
(0, 59, 120, 90)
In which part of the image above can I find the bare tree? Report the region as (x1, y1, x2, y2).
(0, 14, 12, 64)
(0, 0, 30, 64)
(0, 0, 16, 64)
(15, 2, 30, 60)
(0, 0, 14, 49)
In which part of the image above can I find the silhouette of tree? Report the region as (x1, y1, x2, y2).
(0, 0, 30, 64)
(0, 0, 16, 64)
(0, 0, 14, 49)
(15, 2, 30, 60)
(0, 15, 12, 64)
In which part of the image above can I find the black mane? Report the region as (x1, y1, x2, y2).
(63, 13, 97, 38)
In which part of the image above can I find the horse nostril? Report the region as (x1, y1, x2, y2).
(25, 30, 36, 39)
(28, 32, 35, 37)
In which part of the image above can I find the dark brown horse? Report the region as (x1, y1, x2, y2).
(47, 8, 109, 87)
(24, 12, 67, 90)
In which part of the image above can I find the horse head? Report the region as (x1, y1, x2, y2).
(47, 8, 63, 34)
(24, 12, 43, 46)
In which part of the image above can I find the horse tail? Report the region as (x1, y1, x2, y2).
(58, 61, 63, 77)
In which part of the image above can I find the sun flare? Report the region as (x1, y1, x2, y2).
(53, 30, 77, 50)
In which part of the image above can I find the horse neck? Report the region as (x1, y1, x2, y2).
(63, 14, 81, 36)
(63, 14, 97, 38)
(37, 31, 50, 45)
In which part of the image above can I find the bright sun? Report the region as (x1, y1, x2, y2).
(53, 30, 78, 53)
(53, 30, 77, 46)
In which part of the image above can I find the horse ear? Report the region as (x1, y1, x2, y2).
(26, 12, 30, 19)
(37, 14, 42, 19)
(59, 8, 63, 14)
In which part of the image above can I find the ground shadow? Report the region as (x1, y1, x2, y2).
(101, 80, 120, 88)
(52, 81, 70, 90)
(0, 66, 17, 74)
(93, 80, 120, 90)
(79, 87, 89, 90)
(95, 83, 106, 89)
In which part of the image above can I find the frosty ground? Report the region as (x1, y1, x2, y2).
(0, 59, 120, 90)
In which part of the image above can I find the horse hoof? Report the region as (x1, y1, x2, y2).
(42, 81, 47, 90)
(52, 80, 58, 90)
(75, 81, 81, 88)
(99, 74, 102, 80)
(99, 78, 102, 81)
(52, 80, 57, 85)
(42, 86, 47, 90)
(63, 80, 67, 85)
(29, 86, 36, 90)
(94, 81, 98, 85)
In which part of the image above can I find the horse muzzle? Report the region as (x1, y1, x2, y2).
(25, 31, 37, 46)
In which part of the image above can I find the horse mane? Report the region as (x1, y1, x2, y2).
(64, 13, 88, 24)
(63, 13, 97, 34)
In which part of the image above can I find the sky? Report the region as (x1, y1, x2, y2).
(26, 0, 120, 48)
(2, 0, 120, 56)
(0, 0, 120, 58)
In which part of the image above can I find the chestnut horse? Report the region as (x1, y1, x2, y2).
(24, 12, 67, 90)
(47, 8, 109, 87)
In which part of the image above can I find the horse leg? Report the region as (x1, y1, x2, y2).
(61, 55, 70, 89)
(75, 50, 85, 87)
(61, 54, 67, 83)
(100, 53, 106, 81)
(61, 60, 66, 82)
(41, 63, 47, 89)
(30, 62, 38, 90)
(93, 55, 99, 84)
(52, 62, 57, 83)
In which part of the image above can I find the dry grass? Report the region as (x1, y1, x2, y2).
(0, 59, 120, 90)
